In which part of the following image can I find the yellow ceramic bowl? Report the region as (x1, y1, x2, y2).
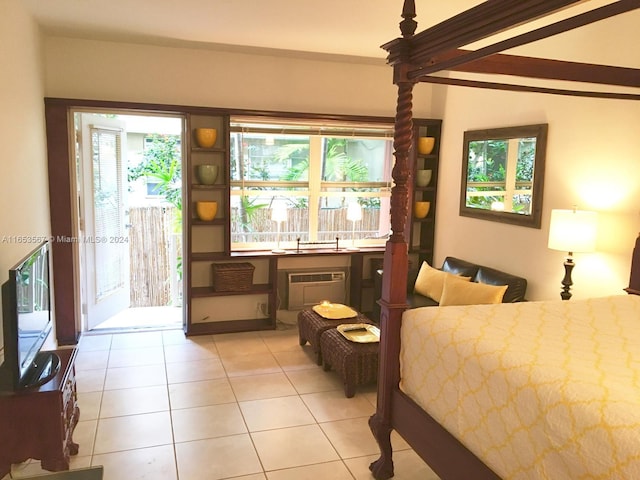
(414, 201, 430, 219)
(194, 128, 217, 148)
(196, 201, 218, 221)
(417, 137, 435, 155)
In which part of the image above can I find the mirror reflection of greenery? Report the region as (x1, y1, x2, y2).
(466, 138, 535, 211)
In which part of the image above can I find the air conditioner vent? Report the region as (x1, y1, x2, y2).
(290, 273, 335, 283)
(287, 270, 346, 310)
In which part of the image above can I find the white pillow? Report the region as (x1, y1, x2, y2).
(440, 274, 507, 306)
(414, 261, 471, 303)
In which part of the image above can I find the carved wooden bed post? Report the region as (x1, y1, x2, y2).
(368, 1, 417, 478)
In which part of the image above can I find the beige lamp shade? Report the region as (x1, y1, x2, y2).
(548, 209, 597, 253)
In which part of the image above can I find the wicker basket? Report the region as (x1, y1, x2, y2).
(212, 262, 254, 292)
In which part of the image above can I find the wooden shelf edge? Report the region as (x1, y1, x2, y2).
(191, 252, 227, 261)
(409, 247, 434, 254)
(192, 184, 227, 190)
(191, 147, 226, 153)
(186, 318, 275, 336)
(191, 219, 226, 226)
(192, 283, 272, 297)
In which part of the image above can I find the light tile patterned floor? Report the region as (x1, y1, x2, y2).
(3, 325, 440, 480)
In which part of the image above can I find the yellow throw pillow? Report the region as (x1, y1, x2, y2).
(440, 275, 508, 306)
(414, 261, 471, 303)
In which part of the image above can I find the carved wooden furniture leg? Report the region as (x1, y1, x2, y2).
(369, 413, 394, 479)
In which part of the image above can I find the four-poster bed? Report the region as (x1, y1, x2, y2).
(369, 1, 640, 479)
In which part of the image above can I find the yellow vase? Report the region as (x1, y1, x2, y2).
(417, 137, 435, 155)
(196, 201, 218, 221)
(414, 201, 430, 219)
(194, 128, 217, 148)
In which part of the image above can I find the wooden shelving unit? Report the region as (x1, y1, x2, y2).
(183, 112, 441, 335)
(408, 119, 442, 267)
(184, 113, 277, 335)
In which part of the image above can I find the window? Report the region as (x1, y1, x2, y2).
(229, 116, 394, 251)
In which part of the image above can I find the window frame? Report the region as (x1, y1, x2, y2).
(229, 116, 395, 252)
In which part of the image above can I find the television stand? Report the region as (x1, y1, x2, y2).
(0, 348, 79, 478)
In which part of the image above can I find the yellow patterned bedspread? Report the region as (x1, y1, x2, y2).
(400, 295, 640, 480)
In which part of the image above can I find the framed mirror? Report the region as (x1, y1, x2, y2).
(460, 124, 548, 228)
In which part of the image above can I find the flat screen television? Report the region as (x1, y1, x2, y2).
(1, 241, 59, 391)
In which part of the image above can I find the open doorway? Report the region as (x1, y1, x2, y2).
(73, 111, 184, 332)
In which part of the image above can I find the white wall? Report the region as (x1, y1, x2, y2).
(433, 86, 640, 301)
(43, 37, 434, 118)
(0, 0, 49, 352)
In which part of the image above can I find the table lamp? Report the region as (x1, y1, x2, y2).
(346, 202, 362, 251)
(547, 208, 597, 300)
(271, 203, 288, 253)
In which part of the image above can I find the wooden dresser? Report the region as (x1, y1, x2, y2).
(0, 348, 79, 478)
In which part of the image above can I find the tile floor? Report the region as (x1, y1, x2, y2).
(3, 324, 439, 480)
(93, 306, 182, 331)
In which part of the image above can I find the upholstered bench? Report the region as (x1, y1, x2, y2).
(297, 308, 370, 365)
(320, 328, 379, 398)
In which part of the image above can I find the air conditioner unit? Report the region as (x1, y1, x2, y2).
(287, 271, 346, 310)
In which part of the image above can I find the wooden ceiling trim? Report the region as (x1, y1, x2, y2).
(417, 75, 640, 101)
(408, 1, 640, 78)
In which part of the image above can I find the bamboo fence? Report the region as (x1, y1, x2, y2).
(231, 207, 384, 243)
(128, 206, 181, 307)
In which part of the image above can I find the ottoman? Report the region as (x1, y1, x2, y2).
(320, 328, 379, 398)
(297, 308, 370, 365)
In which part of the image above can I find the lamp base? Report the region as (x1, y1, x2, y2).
(560, 257, 575, 301)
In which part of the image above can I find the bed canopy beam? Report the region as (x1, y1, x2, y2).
(383, 0, 640, 99)
(407, 0, 640, 82)
(428, 49, 640, 89)
(384, 0, 581, 66)
(417, 75, 640, 101)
